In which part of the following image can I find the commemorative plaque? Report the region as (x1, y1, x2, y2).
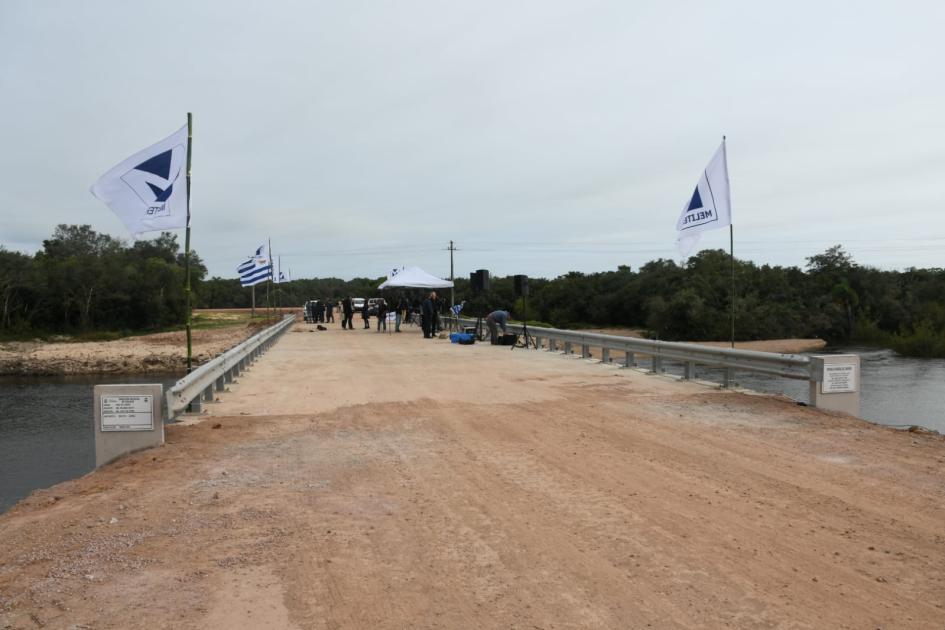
(101, 394, 154, 431)
(821, 363, 856, 394)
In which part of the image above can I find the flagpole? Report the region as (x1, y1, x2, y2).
(184, 112, 193, 373)
(730, 224, 735, 348)
(267, 237, 273, 321)
(724, 135, 735, 349)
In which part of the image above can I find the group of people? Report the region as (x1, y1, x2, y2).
(305, 300, 335, 324)
(308, 294, 513, 345)
(333, 294, 425, 334)
(308, 295, 513, 345)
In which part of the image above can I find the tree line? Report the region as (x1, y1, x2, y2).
(2, 226, 943, 357)
(0, 224, 206, 336)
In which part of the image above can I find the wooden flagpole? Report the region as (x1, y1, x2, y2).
(184, 112, 193, 372)
(724, 135, 735, 349)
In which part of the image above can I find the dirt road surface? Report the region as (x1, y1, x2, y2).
(1, 321, 943, 629)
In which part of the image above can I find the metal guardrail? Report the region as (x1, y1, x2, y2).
(453, 316, 812, 387)
(165, 314, 296, 418)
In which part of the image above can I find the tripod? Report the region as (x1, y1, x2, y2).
(511, 295, 534, 350)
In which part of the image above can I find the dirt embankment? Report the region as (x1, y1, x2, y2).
(1, 323, 943, 629)
(0, 324, 269, 376)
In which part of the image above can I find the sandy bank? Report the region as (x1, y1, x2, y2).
(1, 322, 943, 629)
(0, 322, 272, 376)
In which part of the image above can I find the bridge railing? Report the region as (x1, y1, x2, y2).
(165, 314, 296, 419)
(453, 317, 811, 387)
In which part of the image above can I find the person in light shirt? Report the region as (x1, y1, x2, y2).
(485, 310, 509, 345)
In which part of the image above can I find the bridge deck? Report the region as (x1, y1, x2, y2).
(2, 321, 944, 629)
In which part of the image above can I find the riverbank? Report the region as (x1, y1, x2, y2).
(1, 323, 943, 628)
(0, 317, 279, 376)
(581, 327, 827, 354)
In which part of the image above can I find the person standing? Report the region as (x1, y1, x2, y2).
(395, 294, 408, 332)
(325, 299, 334, 323)
(429, 291, 439, 335)
(342, 296, 354, 329)
(376, 298, 388, 332)
(485, 309, 509, 345)
(421, 292, 434, 338)
(362, 301, 371, 329)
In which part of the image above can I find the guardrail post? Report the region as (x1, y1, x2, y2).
(601, 348, 610, 363)
(189, 396, 202, 413)
(581, 344, 590, 359)
(651, 354, 663, 374)
(684, 361, 695, 380)
(723, 368, 734, 388)
(202, 385, 214, 403)
(224, 368, 233, 384)
(215, 375, 225, 392)
(549, 339, 557, 352)
(563, 341, 571, 355)
(625, 351, 635, 367)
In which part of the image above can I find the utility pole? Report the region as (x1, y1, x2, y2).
(448, 240, 456, 308)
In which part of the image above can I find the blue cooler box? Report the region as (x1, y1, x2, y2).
(450, 332, 476, 344)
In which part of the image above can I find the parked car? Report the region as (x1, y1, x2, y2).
(352, 297, 366, 312)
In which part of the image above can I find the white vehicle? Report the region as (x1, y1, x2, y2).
(352, 297, 366, 312)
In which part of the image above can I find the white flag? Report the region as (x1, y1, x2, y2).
(91, 124, 189, 235)
(676, 139, 731, 258)
(275, 255, 285, 284)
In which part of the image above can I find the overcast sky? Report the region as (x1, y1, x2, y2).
(1, 0, 942, 281)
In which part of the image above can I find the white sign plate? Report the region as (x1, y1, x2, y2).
(101, 394, 154, 431)
(822, 364, 856, 394)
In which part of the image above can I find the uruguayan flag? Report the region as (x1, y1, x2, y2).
(91, 124, 189, 235)
(676, 139, 731, 257)
(451, 302, 465, 315)
(237, 244, 272, 287)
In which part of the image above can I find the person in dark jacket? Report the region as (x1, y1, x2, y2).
(421, 292, 435, 338)
(376, 299, 388, 332)
(325, 299, 334, 323)
(395, 294, 408, 332)
(362, 300, 371, 329)
(342, 296, 354, 329)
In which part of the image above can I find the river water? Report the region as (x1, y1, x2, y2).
(0, 373, 181, 513)
(1, 348, 943, 514)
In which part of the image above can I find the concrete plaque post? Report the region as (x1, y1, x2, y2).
(93, 384, 164, 468)
(809, 354, 860, 417)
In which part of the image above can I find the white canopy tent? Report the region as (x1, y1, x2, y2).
(377, 266, 453, 289)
